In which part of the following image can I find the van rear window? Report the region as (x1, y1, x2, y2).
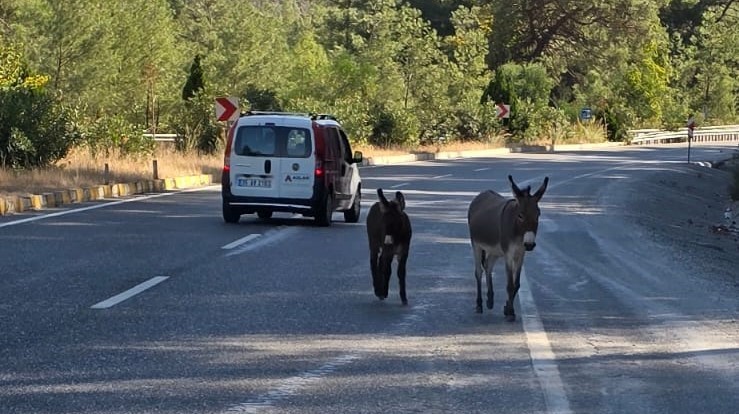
(234, 126, 312, 158)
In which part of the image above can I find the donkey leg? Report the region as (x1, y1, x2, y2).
(473, 246, 484, 313)
(397, 249, 409, 305)
(503, 263, 523, 322)
(370, 247, 383, 299)
(380, 250, 393, 299)
(483, 254, 497, 310)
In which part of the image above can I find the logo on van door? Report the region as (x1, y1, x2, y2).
(292, 163, 300, 171)
(285, 174, 310, 183)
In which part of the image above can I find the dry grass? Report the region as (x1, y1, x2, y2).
(0, 146, 223, 196)
(1, 133, 597, 197)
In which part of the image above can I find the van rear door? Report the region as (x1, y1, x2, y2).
(229, 123, 282, 199)
(278, 127, 315, 200)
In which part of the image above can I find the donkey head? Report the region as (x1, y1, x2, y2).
(509, 175, 548, 251)
(377, 188, 406, 245)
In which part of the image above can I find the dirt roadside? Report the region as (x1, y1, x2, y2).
(617, 162, 738, 289)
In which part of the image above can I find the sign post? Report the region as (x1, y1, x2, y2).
(687, 114, 696, 163)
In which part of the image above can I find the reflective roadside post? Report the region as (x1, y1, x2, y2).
(687, 114, 696, 163)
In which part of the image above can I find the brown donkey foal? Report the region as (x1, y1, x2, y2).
(366, 188, 412, 305)
(467, 175, 549, 321)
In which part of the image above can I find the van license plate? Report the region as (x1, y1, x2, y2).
(238, 178, 271, 188)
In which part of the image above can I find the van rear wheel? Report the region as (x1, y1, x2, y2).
(344, 191, 361, 223)
(223, 202, 240, 224)
(315, 193, 333, 227)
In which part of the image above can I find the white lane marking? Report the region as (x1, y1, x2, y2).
(224, 302, 432, 413)
(432, 174, 452, 179)
(224, 226, 299, 257)
(390, 182, 409, 188)
(225, 354, 360, 413)
(222, 234, 261, 250)
(474, 167, 490, 172)
(0, 185, 220, 229)
(90, 276, 169, 309)
(519, 267, 573, 414)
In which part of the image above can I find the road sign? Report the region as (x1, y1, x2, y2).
(496, 103, 510, 119)
(215, 96, 239, 122)
(580, 107, 592, 121)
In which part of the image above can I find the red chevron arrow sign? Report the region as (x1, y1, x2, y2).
(496, 103, 510, 119)
(215, 96, 239, 122)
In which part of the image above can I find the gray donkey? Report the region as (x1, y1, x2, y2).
(467, 175, 549, 321)
(366, 188, 412, 305)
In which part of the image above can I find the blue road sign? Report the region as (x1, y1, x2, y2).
(580, 108, 592, 121)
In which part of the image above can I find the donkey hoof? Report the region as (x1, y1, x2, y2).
(486, 300, 494, 310)
(475, 305, 483, 314)
(505, 313, 516, 322)
(401, 299, 408, 306)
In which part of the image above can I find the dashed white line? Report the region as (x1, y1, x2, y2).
(431, 174, 452, 179)
(90, 276, 169, 309)
(223, 303, 431, 413)
(519, 267, 573, 414)
(390, 182, 409, 188)
(222, 234, 261, 250)
(474, 168, 490, 172)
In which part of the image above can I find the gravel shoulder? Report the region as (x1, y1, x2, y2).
(612, 162, 738, 289)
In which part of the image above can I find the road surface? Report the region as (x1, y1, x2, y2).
(1, 143, 737, 413)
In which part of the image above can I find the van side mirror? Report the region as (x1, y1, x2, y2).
(353, 151, 363, 164)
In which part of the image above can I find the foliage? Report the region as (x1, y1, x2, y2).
(171, 92, 221, 154)
(0, 44, 80, 168)
(182, 54, 204, 101)
(0, 0, 736, 167)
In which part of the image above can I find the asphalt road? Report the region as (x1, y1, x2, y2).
(1, 143, 737, 414)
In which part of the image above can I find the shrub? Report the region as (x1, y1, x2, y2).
(0, 45, 80, 168)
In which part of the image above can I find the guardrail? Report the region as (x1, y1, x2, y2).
(629, 125, 739, 145)
(143, 133, 178, 142)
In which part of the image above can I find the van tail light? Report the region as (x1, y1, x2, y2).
(315, 160, 324, 176)
(223, 122, 236, 172)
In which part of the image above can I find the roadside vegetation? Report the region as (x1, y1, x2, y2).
(0, 0, 737, 196)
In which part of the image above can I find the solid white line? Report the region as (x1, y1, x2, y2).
(390, 183, 409, 188)
(0, 185, 220, 229)
(519, 267, 572, 414)
(222, 234, 261, 250)
(431, 174, 452, 179)
(474, 168, 490, 172)
(90, 276, 169, 309)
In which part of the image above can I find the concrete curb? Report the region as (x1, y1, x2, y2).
(0, 141, 625, 217)
(0, 174, 214, 216)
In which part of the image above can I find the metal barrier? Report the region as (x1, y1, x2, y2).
(143, 133, 178, 142)
(629, 125, 739, 145)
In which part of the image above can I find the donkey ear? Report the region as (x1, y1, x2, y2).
(377, 188, 390, 211)
(395, 191, 406, 211)
(508, 175, 524, 197)
(533, 176, 549, 200)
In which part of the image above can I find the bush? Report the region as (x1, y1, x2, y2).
(82, 114, 152, 158)
(0, 82, 80, 168)
(172, 93, 222, 154)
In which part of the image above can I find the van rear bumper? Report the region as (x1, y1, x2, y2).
(222, 171, 327, 216)
(223, 194, 313, 210)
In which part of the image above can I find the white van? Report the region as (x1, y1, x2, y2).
(221, 111, 363, 226)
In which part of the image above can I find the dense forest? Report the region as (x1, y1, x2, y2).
(0, 0, 737, 168)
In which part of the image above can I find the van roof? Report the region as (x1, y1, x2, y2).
(238, 111, 341, 128)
